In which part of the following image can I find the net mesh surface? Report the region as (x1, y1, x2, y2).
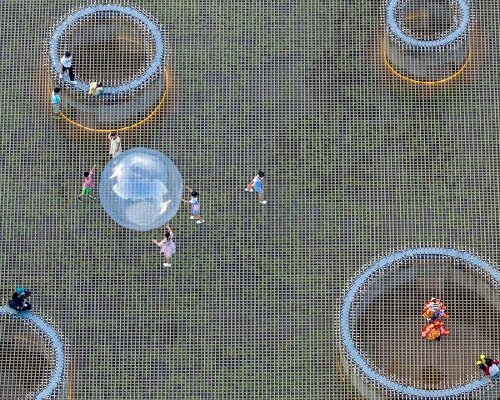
(58, 13, 156, 86)
(351, 257, 500, 391)
(0, 0, 498, 399)
(0, 315, 55, 399)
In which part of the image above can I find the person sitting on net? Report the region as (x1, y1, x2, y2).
(8, 287, 32, 312)
(477, 354, 500, 384)
(88, 81, 103, 96)
(421, 297, 448, 322)
(420, 319, 449, 341)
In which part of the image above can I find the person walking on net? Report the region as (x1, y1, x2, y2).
(152, 224, 176, 267)
(77, 165, 97, 202)
(108, 133, 122, 159)
(182, 185, 205, 224)
(59, 51, 76, 84)
(245, 170, 267, 204)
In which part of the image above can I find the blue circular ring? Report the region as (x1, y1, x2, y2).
(50, 5, 165, 95)
(0, 306, 65, 400)
(386, 0, 470, 48)
(340, 247, 499, 398)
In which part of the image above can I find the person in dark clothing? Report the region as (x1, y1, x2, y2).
(8, 288, 32, 312)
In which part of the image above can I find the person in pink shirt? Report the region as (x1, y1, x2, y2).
(77, 165, 97, 202)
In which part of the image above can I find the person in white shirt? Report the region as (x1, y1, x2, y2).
(59, 51, 76, 83)
(108, 133, 122, 159)
(88, 81, 103, 96)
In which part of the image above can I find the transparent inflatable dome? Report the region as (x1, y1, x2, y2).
(99, 148, 183, 231)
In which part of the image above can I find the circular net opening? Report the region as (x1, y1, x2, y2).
(395, 0, 463, 41)
(0, 315, 56, 398)
(58, 12, 157, 86)
(350, 256, 500, 391)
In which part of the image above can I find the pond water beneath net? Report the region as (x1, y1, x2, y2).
(99, 148, 183, 231)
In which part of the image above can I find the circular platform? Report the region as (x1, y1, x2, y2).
(340, 248, 500, 399)
(384, 0, 471, 83)
(0, 306, 66, 400)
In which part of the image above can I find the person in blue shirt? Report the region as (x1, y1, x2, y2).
(182, 185, 205, 224)
(52, 87, 61, 118)
(245, 170, 267, 204)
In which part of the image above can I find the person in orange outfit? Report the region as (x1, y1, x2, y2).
(421, 297, 449, 322)
(421, 320, 449, 341)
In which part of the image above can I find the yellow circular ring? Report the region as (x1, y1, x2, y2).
(66, 363, 74, 400)
(59, 70, 171, 133)
(382, 38, 472, 85)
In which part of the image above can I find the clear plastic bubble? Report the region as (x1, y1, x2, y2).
(99, 148, 183, 231)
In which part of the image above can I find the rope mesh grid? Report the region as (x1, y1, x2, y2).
(342, 252, 500, 398)
(57, 13, 155, 86)
(0, 315, 56, 399)
(0, 0, 498, 399)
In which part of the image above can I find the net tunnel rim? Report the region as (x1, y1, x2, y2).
(49, 4, 165, 95)
(0, 305, 65, 400)
(386, 0, 470, 49)
(340, 247, 500, 398)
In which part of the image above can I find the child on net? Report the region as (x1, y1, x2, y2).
(151, 224, 176, 267)
(182, 185, 205, 224)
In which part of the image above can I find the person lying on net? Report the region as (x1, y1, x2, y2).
(421, 319, 449, 341)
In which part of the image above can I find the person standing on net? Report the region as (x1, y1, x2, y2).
(108, 133, 122, 159)
(59, 51, 76, 84)
(151, 224, 176, 267)
(245, 170, 267, 204)
(51, 87, 61, 119)
(77, 165, 97, 202)
(182, 185, 205, 224)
